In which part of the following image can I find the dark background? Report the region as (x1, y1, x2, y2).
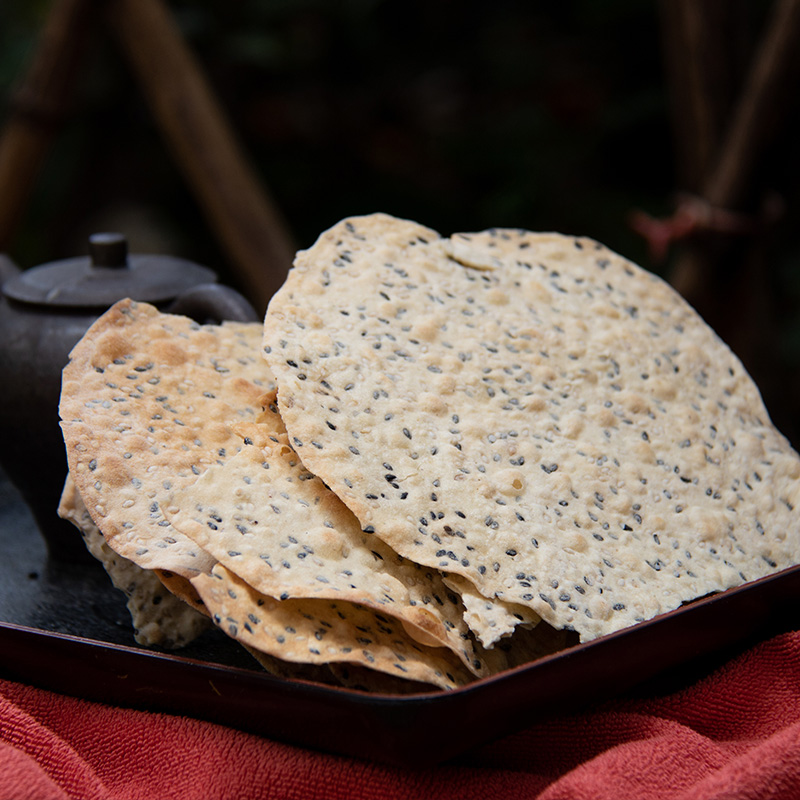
(2, 0, 799, 445)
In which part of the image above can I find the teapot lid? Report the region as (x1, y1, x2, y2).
(3, 233, 217, 308)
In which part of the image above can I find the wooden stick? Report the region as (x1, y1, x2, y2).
(106, 0, 296, 311)
(657, 0, 744, 193)
(662, 0, 800, 303)
(0, 0, 95, 250)
(705, 0, 800, 208)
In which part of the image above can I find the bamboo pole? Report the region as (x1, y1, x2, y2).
(0, 0, 95, 250)
(106, 0, 296, 311)
(661, 0, 800, 306)
(658, 0, 736, 194)
(705, 0, 800, 209)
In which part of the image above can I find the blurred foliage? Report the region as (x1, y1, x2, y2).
(1, 0, 798, 442)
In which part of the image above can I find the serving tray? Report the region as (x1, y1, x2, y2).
(1, 468, 798, 767)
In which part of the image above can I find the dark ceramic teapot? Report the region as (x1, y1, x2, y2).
(0, 233, 259, 561)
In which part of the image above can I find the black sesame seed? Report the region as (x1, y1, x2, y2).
(538, 593, 556, 610)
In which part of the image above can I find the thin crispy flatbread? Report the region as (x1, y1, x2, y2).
(263, 213, 800, 642)
(58, 473, 210, 648)
(192, 563, 473, 690)
(164, 392, 502, 676)
(59, 299, 273, 580)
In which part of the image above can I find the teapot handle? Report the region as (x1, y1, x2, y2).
(167, 282, 261, 324)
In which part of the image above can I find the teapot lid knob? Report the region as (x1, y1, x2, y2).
(89, 233, 128, 268)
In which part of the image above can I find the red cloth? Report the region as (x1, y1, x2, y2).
(1, 630, 799, 800)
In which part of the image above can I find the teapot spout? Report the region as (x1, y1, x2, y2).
(0, 254, 21, 290)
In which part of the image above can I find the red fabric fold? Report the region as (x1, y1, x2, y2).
(1, 629, 799, 800)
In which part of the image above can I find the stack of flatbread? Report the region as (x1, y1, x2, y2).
(59, 213, 800, 691)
